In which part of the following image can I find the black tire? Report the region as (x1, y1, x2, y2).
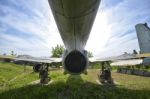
(33, 64, 42, 72)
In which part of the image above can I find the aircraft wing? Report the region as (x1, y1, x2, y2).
(0, 55, 16, 59)
(89, 58, 112, 62)
(14, 57, 62, 63)
(0, 55, 62, 64)
(89, 53, 137, 62)
(89, 53, 150, 66)
(1, 53, 149, 66)
(110, 59, 143, 66)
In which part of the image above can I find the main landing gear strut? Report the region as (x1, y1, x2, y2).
(98, 61, 114, 84)
(33, 63, 51, 84)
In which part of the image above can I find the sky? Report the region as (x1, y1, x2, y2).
(0, 0, 150, 58)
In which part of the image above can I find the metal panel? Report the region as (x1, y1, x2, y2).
(135, 23, 150, 53)
(48, 0, 101, 51)
(111, 59, 143, 66)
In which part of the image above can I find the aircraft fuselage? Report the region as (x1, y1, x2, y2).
(48, 0, 101, 74)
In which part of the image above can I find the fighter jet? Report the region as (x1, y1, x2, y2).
(47, 0, 101, 74)
(0, 0, 102, 84)
(1, 1, 150, 84)
(1, 0, 101, 74)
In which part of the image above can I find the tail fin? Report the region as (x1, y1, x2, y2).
(135, 23, 150, 53)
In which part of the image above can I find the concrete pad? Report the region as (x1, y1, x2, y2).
(29, 80, 53, 86)
(96, 79, 119, 86)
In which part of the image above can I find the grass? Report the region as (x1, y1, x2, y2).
(0, 62, 38, 90)
(0, 62, 150, 99)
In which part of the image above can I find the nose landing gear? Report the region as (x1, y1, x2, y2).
(98, 61, 114, 85)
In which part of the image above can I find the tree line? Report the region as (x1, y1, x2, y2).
(51, 44, 93, 58)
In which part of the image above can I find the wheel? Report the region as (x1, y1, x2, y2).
(33, 64, 42, 72)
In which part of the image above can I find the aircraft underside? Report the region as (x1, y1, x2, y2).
(48, 0, 101, 74)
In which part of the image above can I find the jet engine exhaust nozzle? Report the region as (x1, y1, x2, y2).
(64, 50, 88, 74)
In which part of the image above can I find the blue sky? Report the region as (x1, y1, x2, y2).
(0, 0, 150, 57)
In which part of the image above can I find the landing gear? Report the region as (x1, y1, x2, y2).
(33, 63, 51, 84)
(39, 64, 51, 84)
(98, 61, 114, 85)
(33, 64, 42, 72)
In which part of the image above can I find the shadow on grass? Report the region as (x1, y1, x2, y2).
(0, 75, 150, 99)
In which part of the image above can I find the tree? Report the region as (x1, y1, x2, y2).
(88, 51, 93, 58)
(51, 44, 93, 58)
(51, 44, 64, 57)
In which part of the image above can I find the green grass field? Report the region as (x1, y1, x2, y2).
(0, 62, 150, 99)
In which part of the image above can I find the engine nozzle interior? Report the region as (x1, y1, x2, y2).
(64, 50, 88, 74)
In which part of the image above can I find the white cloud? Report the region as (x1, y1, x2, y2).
(86, 0, 150, 58)
(0, 0, 150, 57)
(0, 0, 63, 56)
(86, 11, 111, 53)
